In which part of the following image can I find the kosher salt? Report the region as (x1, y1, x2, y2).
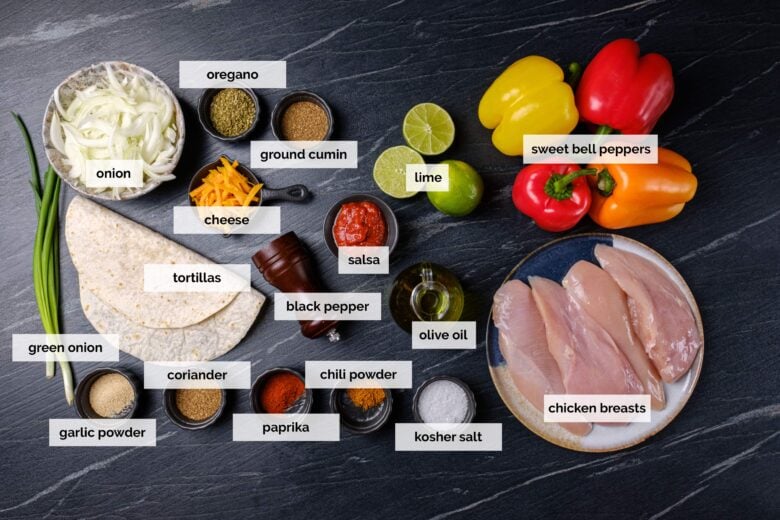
(417, 380, 469, 423)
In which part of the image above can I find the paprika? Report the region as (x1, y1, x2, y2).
(259, 372, 305, 413)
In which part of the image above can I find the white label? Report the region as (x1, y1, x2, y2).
(543, 395, 652, 423)
(405, 164, 449, 192)
(337, 246, 389, 275)
(411, 322, 476, 349)
(49, 419, 156, 447)
(233, 413, 340, 441)
(12, 334, 119, 362)
(273, 292, 381, 321)
(143, 361, 251, 389)
(179, 60, 286, 88)
(143, 264, 250, 293)
(523, 134, 659, 164)
(173, 206, 281, 235)
(250, 141, 358, 169)
(395, 423, 502, 451)
(85, 160, 143, 188)
(305, 361, 412, 388)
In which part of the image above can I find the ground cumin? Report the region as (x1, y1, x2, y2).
(347, 388, 385, 411)
(280, 101, 329, 141)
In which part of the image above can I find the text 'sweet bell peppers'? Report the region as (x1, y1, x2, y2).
(479, 56, 578, 156)
(576, 38, 674, 135)
(587, 148, 697, 229)
(512, 163, 599, 232)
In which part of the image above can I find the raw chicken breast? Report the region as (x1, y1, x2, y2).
(594, 244, 702, 383)
(529, 276, 643, 396)
(563, 261, 666, 410)
(493, 281, 591, 436)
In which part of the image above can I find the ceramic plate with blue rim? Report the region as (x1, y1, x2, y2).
(486, 234, 704, 452)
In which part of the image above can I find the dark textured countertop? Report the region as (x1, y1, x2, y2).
(1, 1, 778, 518)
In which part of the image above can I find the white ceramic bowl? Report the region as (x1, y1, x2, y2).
(42, 61, 185, 201)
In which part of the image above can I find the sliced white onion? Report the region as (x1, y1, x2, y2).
(52, 63, 178, 198)
(49, 112, 66, 154)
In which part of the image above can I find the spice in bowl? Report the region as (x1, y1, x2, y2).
(333, 201, 388, 247)
(331, 387, 392, 434)
(416, 379, 472, 423)
(280, 100, 329, 141)
(259, 371, 305, 413)
(209, 88, 256, 137)
(347, 387, 386, 411)
(89, 372, 135, 418)
(175, 389, 223, 422)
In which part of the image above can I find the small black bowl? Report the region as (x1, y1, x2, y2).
(329, 388, 393, 434)
(323, 193, 399, 257)
(271, 90, 334, 141)
(75, 368, 139, 419)
(250, 368, 312, 414)
(164, 388, 227, 430)
(198, 88, 260, 142)
(412, 376, 476, 424)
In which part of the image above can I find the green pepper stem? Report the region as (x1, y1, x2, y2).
(595, 125, 613, 135)
(566, 62, 582, 90)
(597, 169, 616, 196)
(544, 168, 597, 201)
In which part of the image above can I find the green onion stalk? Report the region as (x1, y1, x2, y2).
(13, 113, 73, 405)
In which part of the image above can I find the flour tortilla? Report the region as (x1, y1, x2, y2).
(66, 196, 264, 361)
(79, 282, 263, 362)
(66, 196, 237, 328)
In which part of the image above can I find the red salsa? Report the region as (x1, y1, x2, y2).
(333, 201, 387, 247)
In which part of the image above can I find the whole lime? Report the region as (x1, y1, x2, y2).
(428, 160, 484, 216)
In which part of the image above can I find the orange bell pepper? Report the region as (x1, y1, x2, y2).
(588, 148, 697, 229)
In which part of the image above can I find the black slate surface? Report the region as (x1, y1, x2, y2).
(1, 1, 779, 518)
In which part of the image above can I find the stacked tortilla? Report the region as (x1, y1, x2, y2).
(65, 196, 264, 361)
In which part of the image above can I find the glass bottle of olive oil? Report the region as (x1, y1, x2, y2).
(389, 262, 464, 333)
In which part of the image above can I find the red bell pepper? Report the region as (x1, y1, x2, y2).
(512, 164, 599, 232)
(576, 38, 674, 135)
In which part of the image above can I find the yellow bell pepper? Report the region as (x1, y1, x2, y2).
(478, 56, 578, 156)
(588, 148, 698, 229)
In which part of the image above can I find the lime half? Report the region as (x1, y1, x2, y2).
(402, 103, 455, 156)
(373, 145, 424, 199)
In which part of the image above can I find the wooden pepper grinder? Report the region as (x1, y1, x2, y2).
(252, 232, 341, 342)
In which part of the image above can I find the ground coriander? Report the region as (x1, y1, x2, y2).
(209, 88, 255, 137)
(175, 388, 222, 421)
(280, 101, 329, 141)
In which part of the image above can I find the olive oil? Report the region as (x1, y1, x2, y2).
(389, 262, 464, 333)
